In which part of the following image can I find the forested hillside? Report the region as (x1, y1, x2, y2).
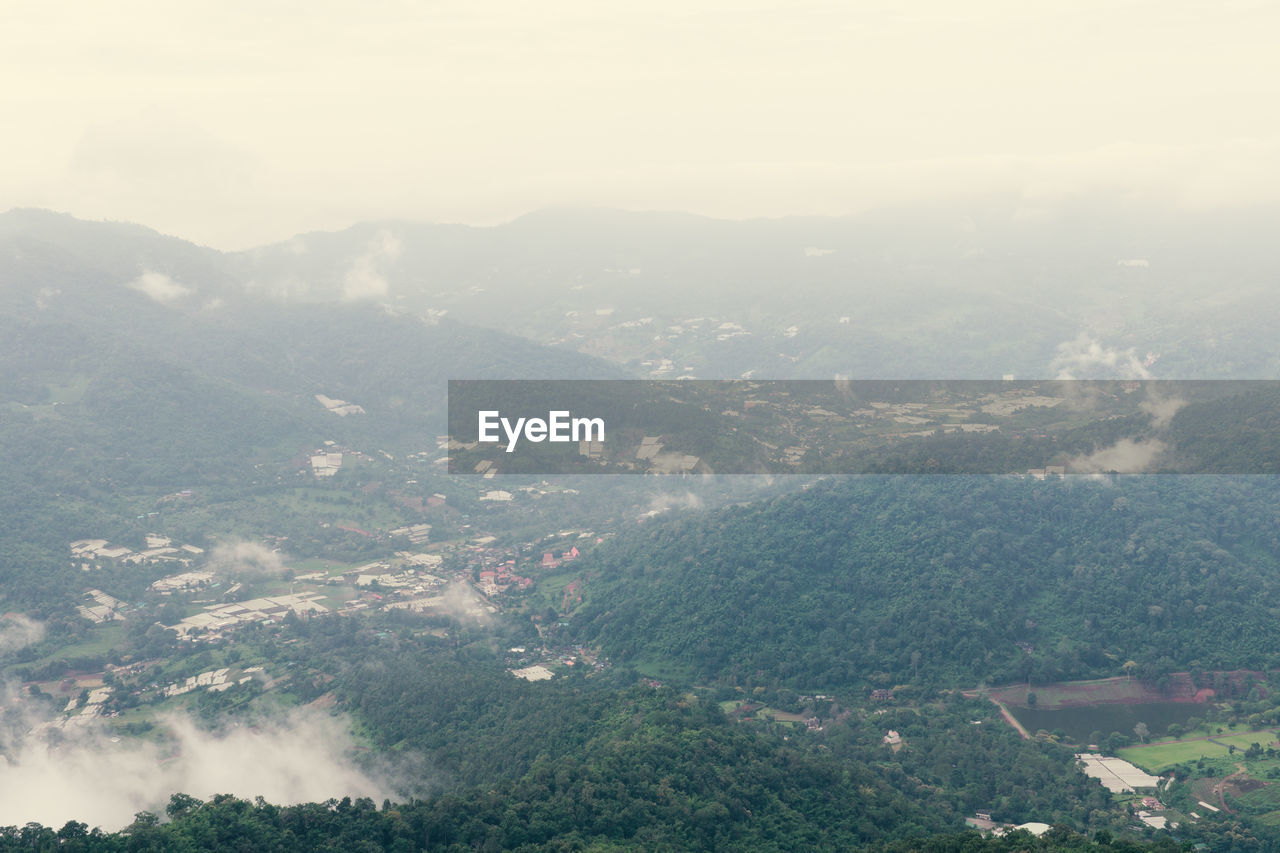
(570, 475, 1280, 689)
(5, 210, 1272, 849)
(1, 614, 1140, 851)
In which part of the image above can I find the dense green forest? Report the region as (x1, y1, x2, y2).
(0, 802, 1184, 853)
(0, 613, 1160, 851)
(569, 475, 1280, 690)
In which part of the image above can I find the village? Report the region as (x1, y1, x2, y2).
(54, 460, 611, 713)
(69, 522, 593, 634)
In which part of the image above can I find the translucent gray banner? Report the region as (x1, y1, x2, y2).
(447, 379, 1280, 475)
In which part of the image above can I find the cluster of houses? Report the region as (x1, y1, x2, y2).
(69, 513, 604, 669)
(474, 544, 582, 596)
(964, 812, 1052, 838)
(305, 439, 381, 477)
(77, 589, 127, 624)
(165, 592, 328, 640)
(150, 570, 215, 594)
(478, 562, 535, 596)
(162, 666, 260, 697)
(390, 523, 433, 545)
(505, 641, 607, 683)
(70, 535, 204, 571)
(314, 394, 365, 417)
(310, 450, 343, 477)
(30, 685, 115, 736)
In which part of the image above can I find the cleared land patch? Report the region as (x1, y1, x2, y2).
(720, 700, 806, 726)
(987, 671, 1261, 711)
(1119, 728, 1278, 773)
(990, 676, 1191, 709)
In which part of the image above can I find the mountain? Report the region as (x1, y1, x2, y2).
(0, 210, 623, 614)
(0, 209, 625, 489)
(9, 201, 1280, 384)
(567, 474, 1280, 690)
(236, 201, 1280, 380)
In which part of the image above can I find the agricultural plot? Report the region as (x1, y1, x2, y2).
(1076, 753, 1159, 791)
(989, 677, 1165, 709)
(1120, 740, 1230, 772)
(1120, 728, 1279, 773)
(1216, 731, 1280, 751)
(1235, 784, 1280, 826)
(720, 700, 806, 726)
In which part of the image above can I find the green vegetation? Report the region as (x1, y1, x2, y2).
(0, 801, 1183, 853)
(1119, 724, 1278, 772)
(10, 213, 1280, 850)
(570, 476, 1280, 691)
(1121, 739, 1234, 773)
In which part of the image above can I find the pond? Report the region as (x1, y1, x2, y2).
(1008, 702, 1206, 743)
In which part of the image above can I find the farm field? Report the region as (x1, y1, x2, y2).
(1120, 739, 1228, 772)
(989, 677, 1156, 709)
(1217, 731, 1280, 751)
(1010, 701, 1203, 743)
(720, 700, 806, 726)
(1119, 726, 1279, 773)
(1235, 785, 1280, 825)
(7, 623, 127, 676)
(987, 674, 1222, 710)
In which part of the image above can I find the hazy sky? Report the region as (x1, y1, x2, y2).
(4, 0, 1278, 249)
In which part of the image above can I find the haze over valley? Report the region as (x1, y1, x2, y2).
(5, 1, 1280, 848)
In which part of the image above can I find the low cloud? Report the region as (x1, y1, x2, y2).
(128, 270, 194, 303)
(439, 581, 493, 628)
(0, 707, 392, 831)
(645, 491, 705, 515)
(1068, 438, 1168, 474)
(207, 541, 285, 581)
(1139, 392, 1187, 429)
(342, 231, 400, 302)
(1051, 333, 1151, 380)
(0, 615, 44, 655)
(34, 287, 60, 311)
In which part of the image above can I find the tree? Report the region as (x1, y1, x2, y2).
(167, 792, 204, 820)
(1134, 722, 1150, 743)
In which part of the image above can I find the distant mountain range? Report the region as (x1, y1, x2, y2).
(0, 209, 622, 491)
(7, 201, 1280, 386)
(3, 201, 1278, 486)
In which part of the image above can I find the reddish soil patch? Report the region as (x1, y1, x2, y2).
(306, 692, 338, 710)
(988, 699, 1031, 739)
(561, 579, 584, 612)
(389, 490, 430, 514)
(1228, 778, 1266, 794)
(990, 676, 1189, 708)
(989, 670, 1267, 710)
